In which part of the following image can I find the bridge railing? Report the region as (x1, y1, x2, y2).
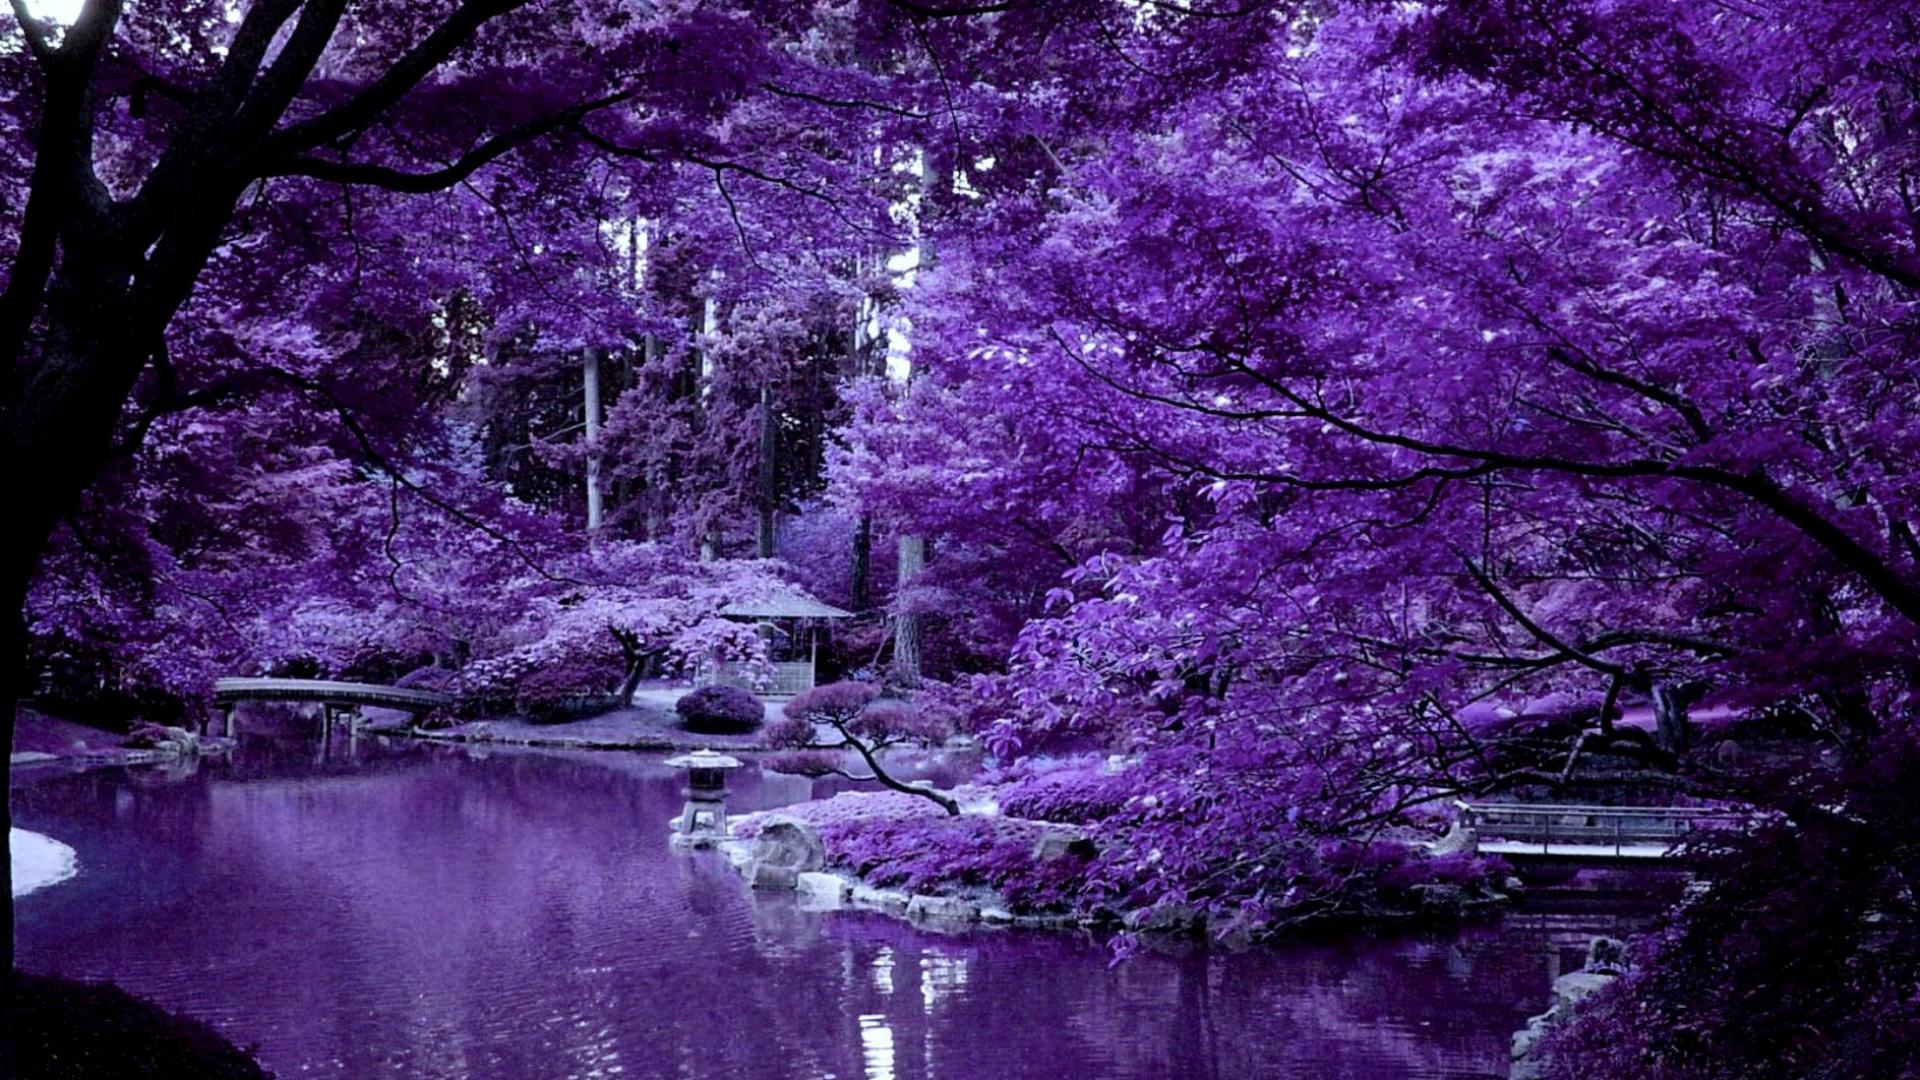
(1456, 800, 1760, 857)
(209, 677, 454, 737)
(212, 677, 453, 710)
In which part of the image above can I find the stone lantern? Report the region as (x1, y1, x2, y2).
(665, 749, 744, 846)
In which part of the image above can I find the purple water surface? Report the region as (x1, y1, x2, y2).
(16, 733, 1605, 1079)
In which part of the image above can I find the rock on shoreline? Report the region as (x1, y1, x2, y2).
(718, 814, 1084, 932)
(1511, 936, 1628, 1080)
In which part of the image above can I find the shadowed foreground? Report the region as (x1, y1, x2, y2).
(15, 971, 270, 1079)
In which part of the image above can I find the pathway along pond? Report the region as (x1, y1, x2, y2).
(16, 730, 1660, 1079)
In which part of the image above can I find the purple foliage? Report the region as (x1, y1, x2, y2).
(996, 763, 1137, 825)
(819, 816, 1092, 913)
(675, 685, 764, 734)
(760, 714, 820, 749)
(515, 655, 626, 723)
(846, 700, 950, 745)
(762, 750, 845, 778)
(784, 682, 880, 724)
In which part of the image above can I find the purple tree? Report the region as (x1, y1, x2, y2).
(763, 681, 959, 815)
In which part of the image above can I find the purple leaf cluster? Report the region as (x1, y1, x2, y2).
(782, 682, 881, 726)
(675, 685, 764, 734)
(994, 761, 1137, 826)
(818, 815, 1092, 913)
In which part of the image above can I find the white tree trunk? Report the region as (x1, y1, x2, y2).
(756, 383, 776, 558)
(699, 294, 720, 561)
(888, 156, 939, 685)
(583, 349, 603, 533)
(892, 533, 925, 686)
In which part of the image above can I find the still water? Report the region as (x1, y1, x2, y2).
(15, 732, 1618, 1079)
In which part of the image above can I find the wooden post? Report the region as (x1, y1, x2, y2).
(222, 705, 236, 740)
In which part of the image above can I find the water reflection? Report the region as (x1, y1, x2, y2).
(11, 735, 1642, 1079)
(859, 1014, 896, 1080)
(920, 952, 967, 1010)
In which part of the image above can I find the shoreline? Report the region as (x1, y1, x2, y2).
(12, 707, 237, 777)
(711, 799, 1516, 944)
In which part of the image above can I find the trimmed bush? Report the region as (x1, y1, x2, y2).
(783, 680, 880, 724)
(676, 684, 764, 734)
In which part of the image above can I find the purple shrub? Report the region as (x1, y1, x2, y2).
(783, 681, 880, 724)
(675, 685, 765, 735)
(761, 714, 819, 748)
(514, 655, 625, 723)
(819, 815, 1093, 912)
(997, 763, 1137, 825)
(849, 699, 950, 744)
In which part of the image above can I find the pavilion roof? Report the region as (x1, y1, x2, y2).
(720, 587, 856, 620)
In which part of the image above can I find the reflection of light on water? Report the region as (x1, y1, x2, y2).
(871, 947, 895, 995)
(920, 952, 969, 1010)
(859, 1014, 896, 1080)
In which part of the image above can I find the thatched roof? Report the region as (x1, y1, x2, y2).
(720, 587, 855, 620)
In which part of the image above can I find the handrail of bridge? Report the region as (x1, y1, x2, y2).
(1454, 799, 1765, 859)
(213, 677, 453, 710)
(1456, 800, 1755, 821)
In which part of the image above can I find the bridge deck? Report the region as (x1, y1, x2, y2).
(213, 677, 453, 711)
(1477, 840, 1677, 860)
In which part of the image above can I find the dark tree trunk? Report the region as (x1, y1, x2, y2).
(851, 513, 872, 611)
(1652, 682, 1690, 755)
(756, 384, 776, 559)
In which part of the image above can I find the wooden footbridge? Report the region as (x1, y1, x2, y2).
(1455, 800, 1760, 862)
(208, 678, 452, 737)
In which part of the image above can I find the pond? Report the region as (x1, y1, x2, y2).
(15, 732, 1641, 1079)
